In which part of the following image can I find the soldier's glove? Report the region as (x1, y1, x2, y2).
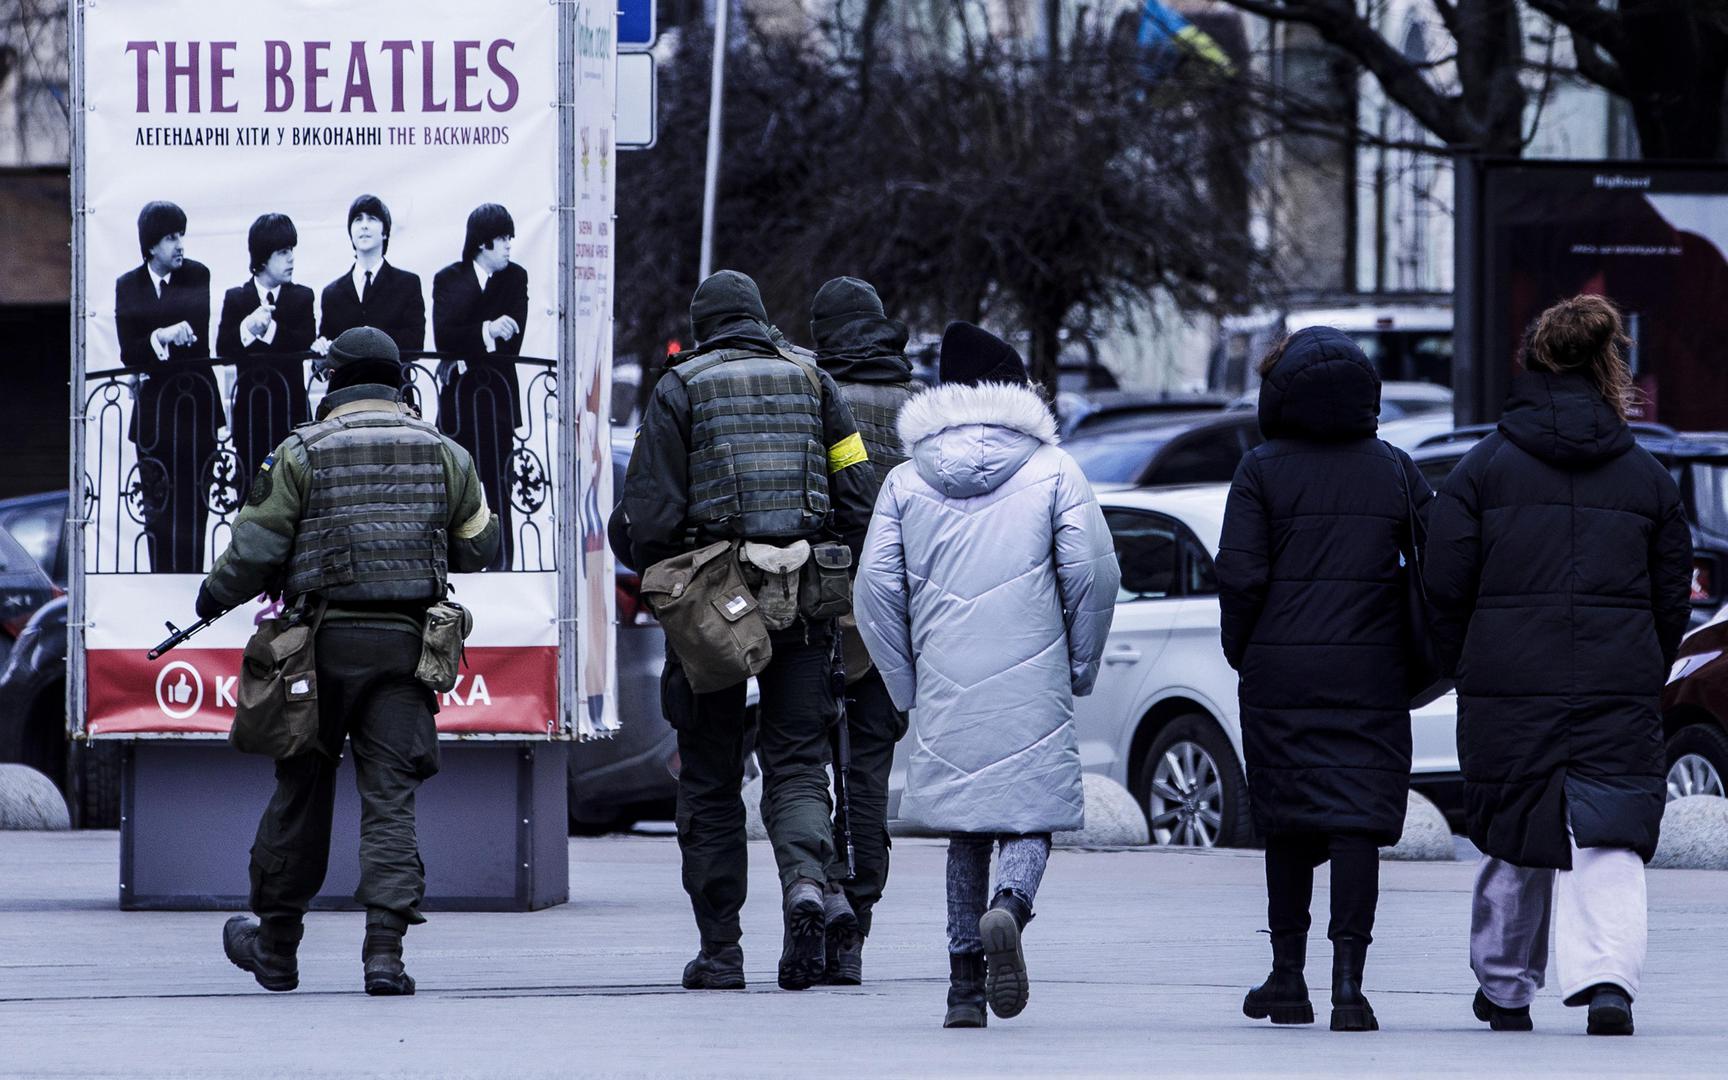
(195, 583, 225, 621)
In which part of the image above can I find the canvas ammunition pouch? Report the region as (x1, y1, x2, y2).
(415, 599, 474, 694)
(739, 540, 811, 631)
(799, 541, 853, 621)
(641, 540, 772, 694)
(230, 597, 329, 761)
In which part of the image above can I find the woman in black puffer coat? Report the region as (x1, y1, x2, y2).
(1424, 295, 1692, 1037)
(1218, 327, 1433, 1033)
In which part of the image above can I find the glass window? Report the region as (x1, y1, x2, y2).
(1183, 534, 1219, 595)
(1146, 427, 1249, 486)
(1417, 455, 1461, 491)
(1689, 463, 1728, 541)
(1107, 510, 1179, 601)
(0, 501, 65, 586)
(1068, 438, 1160, 485)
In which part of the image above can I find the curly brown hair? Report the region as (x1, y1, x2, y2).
(1519, 294, 1640, 420)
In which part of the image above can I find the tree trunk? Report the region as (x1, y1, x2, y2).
(1621, 1, 1728, 160)
(1454, 0, 1527, 156)
(1027, 315, 1063, 400)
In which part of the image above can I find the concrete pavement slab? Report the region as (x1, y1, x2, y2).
(1, 830, 1724, 1078)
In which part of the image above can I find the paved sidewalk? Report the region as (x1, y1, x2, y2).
(1, 830, 1723, 1078)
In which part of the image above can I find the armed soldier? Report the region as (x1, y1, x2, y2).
(199, 326, 499, 996)
(623, 270, 878, 991)
(806, 276, 924, 984)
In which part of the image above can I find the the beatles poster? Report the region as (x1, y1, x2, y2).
(74, 0, 617, 738)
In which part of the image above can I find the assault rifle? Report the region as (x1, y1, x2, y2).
(147, 610, 230, 660)
(829, 631, 857, 881)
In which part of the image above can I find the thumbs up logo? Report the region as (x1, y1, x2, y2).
(154, 661, 204, 720)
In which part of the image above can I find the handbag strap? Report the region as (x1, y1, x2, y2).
(1379, 439, 1424, 566)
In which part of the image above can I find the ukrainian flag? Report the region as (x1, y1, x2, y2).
(1137, 0, 1235, 76)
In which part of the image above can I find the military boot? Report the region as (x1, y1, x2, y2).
(1243, 932, 1314, 1025)
(942, 953, 987, 1028)
(362, 926, 415, 996)
(1329, 937, 1378, 1031)
(821, 886, 863, 986)
(682, 944, 746, 990)
(222, 915, 299, 992)
(979, 890, 1032, 1020)
(778, 878, 827, 991)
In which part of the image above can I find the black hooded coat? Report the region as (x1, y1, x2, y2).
(1217, 328, 1432, 843)
(1424, 372, 1692, 867)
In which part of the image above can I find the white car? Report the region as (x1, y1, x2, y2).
(890, 483, 1462, 847)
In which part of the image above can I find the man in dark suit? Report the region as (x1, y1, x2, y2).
(217, 213, 317, 498)
(432, 203, 529, 570)
(115, 201, 220, 573)
(317, 194, 425, 355)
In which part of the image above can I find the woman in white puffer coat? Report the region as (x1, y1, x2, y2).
(853, 321, 1119, 1029)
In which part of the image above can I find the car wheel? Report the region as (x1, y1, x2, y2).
(69, 740, 122, 830)
(1666, 723, 1728, 800)
(1133, 716, 1251, 848)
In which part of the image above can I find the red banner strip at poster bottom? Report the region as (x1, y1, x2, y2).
(86, 646, 557, 737)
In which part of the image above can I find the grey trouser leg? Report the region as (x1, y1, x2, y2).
(1470, 854, 1553, 1009)
(945, 833, 1052, 954)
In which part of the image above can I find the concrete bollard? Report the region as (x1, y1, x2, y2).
(1380, 790, 1454, 861)
(0, 764, 71, 831)
(1054, 774, 1150, 848)
(1651, 795, 1728, 870)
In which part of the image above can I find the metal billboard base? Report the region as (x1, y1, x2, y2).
(117, 741, 569, 912)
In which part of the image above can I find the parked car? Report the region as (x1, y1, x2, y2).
(0, 520, 58, 677)
(888, 484, 1463, 846)
(1065, 413, 1264, 488)
(1228, 380, 1453, 424)
(564, 435, 680, 832)
(1412, 425, 1728, 626)
(1662, 602, 1728, 800)
(1209, 302, 1453, 396)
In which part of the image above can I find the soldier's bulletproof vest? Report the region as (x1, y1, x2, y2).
(285, 408, 449, 604)
(839, 378, 921, 488)
(671, 348, 829, 541)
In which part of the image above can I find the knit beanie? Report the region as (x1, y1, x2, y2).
(938, 321, 1028, 386)
(325, 326, 403, 391)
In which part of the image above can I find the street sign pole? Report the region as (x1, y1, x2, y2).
(698, 0, 728, 280)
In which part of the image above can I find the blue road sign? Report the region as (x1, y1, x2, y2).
(619, 0, 655, 48)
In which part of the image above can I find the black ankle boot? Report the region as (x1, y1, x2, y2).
(682, 943, 746, 990)
(943, 952, 987, 1028)
(1473, 988, 1534, 1031)
(821, 887, 863, 986)
(1585, 984, 1634, 1036)
(362, 926, 415, 996)
(1329, 937, 1378, 1031)
(979, 890, 1031, 1019)
(778, 878, 827, 991)
(1243, 932, 1314, 1024)
(222, 915, 299, 992)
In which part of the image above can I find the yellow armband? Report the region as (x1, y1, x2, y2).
(827, 432, 869, 473)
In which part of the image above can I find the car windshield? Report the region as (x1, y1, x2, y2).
(1690, 462, 1728, 541)
(1067, 435, 1170, 484)
(1346, 331, 1454, 387)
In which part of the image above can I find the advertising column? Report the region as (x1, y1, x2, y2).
(76, 1, 570, 738)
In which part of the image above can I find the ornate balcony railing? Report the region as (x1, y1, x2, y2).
(82, 353, 558, 574)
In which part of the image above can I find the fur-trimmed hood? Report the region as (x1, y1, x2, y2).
(896, 381, 1060, 499)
